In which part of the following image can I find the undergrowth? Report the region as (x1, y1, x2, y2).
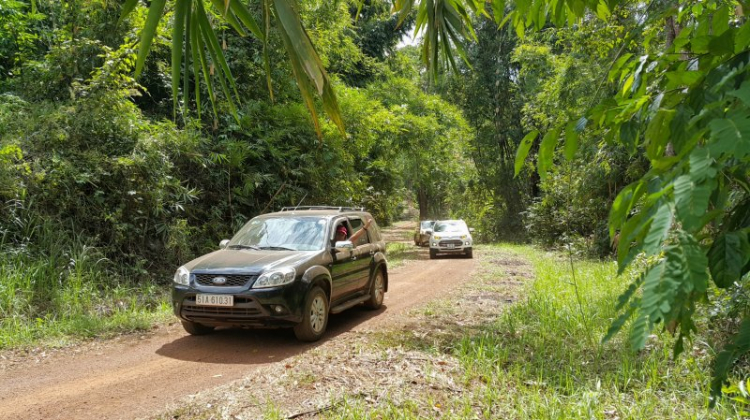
(320, 244, 741, 419)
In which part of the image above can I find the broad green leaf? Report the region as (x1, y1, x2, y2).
(630, 260, 666, 350)
(709, 231, 750, 288)
(491, 0, 506, 24)
(537, 126, 560, 179)
(712, 5, 729, 36)
(118, 0, 140, 26)
(729, 80, 750, 107)
(135, 0, 167, 77)
(674, 231, 709, 294)
(645, 109, 675, 161)
(274, 0, 324, 91)
(708, 113, 750, 159)
(665, 70, 704, 89)
(736, 20, 750, 53)
(229, 0, 264, 40)
(642, 202, 672, 257)
(608, 53, 633, 82)
(688, 147, 717, 183)
(708, 29, 735, 56)
(514, 130, 539, 176)
(595, 1, 609, 20)
(674, 175, 713, 232)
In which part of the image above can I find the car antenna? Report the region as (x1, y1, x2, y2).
(294, 192, 308, 210)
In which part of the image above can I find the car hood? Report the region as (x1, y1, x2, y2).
(184, 249, 319, 274)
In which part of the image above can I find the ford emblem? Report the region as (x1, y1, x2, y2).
(212, 276, 227, 285)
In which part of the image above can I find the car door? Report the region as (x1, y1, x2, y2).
(347, 217, 376, 293)
(328, 218, 360, 303)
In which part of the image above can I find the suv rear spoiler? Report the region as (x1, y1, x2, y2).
(280, 206, 365, 212)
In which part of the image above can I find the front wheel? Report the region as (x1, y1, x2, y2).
(429, 248, 437, 259)
(294, 286, 329, 342)
(181, 320, 215, 336)
(365, 269, 385, 309)
(465, 248, 473, 259)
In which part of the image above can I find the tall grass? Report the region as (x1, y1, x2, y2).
(321, 245, 740, 419)
(0, 216, 170, 349)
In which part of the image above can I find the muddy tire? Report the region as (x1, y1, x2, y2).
(181, 320, 215, 336)
(365, 269, 385, 309)
(429, 248, 437, 259)
(465, 248, 473, 259)
(294, 286, 329, 342)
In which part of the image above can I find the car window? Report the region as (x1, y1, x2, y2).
(368, 219, 382, 242)
(349, 217, 369, 246)
(420, 221, 434, 229)
(228, 217, 326, 251)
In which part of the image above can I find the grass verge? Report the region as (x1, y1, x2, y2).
(318, 244, 740, 419)
(0, 239, 172, 350)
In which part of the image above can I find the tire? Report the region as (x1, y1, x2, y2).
(465, 248, 473, 259)
(294, 286, 329, 342)
(429, 248, 437, 259)
(181, 320, 215, 335)
(364, 269, 385, 309)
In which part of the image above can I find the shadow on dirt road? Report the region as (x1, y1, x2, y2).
(156, 305, 388, 364)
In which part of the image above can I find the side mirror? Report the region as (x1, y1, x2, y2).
(425, 230, 433, 234)
(469, 228, 475, 233)
(219, 239, 230, 249)
(334, 240, 354, 249)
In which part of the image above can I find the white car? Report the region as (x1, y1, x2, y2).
(429, 220, 473, 259)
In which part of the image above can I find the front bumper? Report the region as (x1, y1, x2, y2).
(172, 279, 307, 328)
(430, 239, 472, 253)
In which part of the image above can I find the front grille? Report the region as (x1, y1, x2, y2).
(181, 296, 264, 321)
(438, 239, 463, 247)
(195, 274, 258, 287)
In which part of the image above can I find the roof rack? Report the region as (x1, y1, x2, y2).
(280, 206, 365, 212)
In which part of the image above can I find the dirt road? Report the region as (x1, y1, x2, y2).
(0, 222, 476, 420)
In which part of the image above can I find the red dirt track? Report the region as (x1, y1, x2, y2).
(0, 222, 476, 420)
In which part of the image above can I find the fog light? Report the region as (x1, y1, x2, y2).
(432, 243, 437, 247)
(465, 241, 470, 245)
(271, 305, 286, 314)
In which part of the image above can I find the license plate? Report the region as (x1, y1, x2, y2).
(447, 244, 455, 249)
(196, 294, 234, 307)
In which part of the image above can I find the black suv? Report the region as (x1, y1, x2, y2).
(172, 206, 388, 341)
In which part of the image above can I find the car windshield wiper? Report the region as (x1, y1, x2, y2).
(258, 246, 295, 251)
(227, 244, 261, 250)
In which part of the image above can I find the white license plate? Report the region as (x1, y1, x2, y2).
(447, 244, 455, 249)
(196, 294, 234, 307)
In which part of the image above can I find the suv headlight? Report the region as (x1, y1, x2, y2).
(173, 266, 190, 286)
(252, 267, 297, 288)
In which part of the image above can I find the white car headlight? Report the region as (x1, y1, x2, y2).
(173, 266, 190, 286)
(252, 267, 297, 288)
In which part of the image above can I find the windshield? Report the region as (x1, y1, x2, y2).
(420, 221, 434, 229)
(433, 221, 467, 233)
(228, 217, 327, 251)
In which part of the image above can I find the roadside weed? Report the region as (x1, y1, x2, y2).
(319, 244, 740, 419)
